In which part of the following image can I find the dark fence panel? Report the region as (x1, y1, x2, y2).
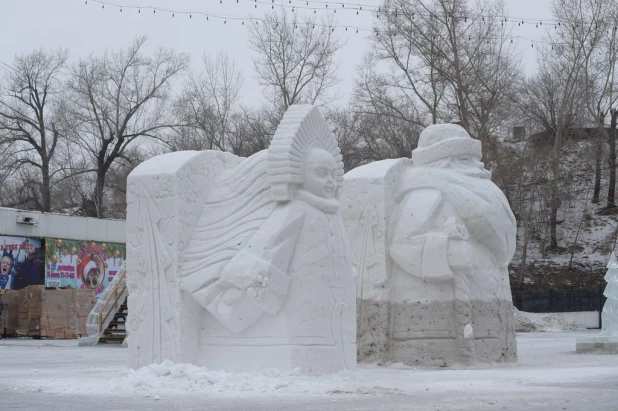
(512, 287, 607, 313)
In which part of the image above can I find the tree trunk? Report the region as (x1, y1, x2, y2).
(593, 137, 602, 203)
(549, 129, 561, 251)
(609, 109, 618, 208)
(550, 195, 558, 250)
(41, 159, 51, 212)
(517, 198, 535, 289)
(92, 171, 106, 219)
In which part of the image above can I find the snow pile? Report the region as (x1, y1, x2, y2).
(107, 360, 402, 396)
(514, 308, 585, 332)
(109, 361, 299, 394)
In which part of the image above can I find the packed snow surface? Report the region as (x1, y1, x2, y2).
(514, 308, 590, 332)
(1, 331, 617, 410)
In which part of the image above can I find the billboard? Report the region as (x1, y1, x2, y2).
(45, 238, 125, 297)
(0, 236, 44, 290)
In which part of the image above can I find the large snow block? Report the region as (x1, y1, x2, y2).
(126, 105, 357, 374)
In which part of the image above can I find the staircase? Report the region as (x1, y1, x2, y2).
(98, 296, 127, 344)
(78, 263, 128, 346)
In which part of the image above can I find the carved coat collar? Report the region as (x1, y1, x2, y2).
(295, 189, 340, 213)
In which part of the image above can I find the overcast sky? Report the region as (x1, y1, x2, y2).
(1, 0, 554, 107)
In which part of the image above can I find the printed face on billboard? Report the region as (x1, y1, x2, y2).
(45, 238, 125, 297)
(0, 236, 44, 290)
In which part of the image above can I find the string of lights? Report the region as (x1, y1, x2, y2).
(0, 60, 17, 75)
(87, 0, 618, 30)
(87, 0, 564, 25)
(81, 0, 612, 48)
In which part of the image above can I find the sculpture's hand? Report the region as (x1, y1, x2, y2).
(247, 271, 270, 298)
(219, 259, 272, 297)
(447, 239, 477, 277)
(445, 217, 469, 240)
(218, 258, 260, 290)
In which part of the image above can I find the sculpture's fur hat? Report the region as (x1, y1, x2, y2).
(267, 105, 344, 201)
(412, 124, 482, 166)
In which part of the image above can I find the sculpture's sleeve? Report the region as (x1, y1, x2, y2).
(207, 204, 306, 334)
(390, 188, 474, 283)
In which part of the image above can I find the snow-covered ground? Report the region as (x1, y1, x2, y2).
(1, 331, 617, 410)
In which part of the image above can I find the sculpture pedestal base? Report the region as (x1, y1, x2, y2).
(196, 344, 357, 374)
(576, 335, 618, 354)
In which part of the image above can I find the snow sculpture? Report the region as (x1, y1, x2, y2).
(576, 253, 618, 353)
(126, 105, 357, 373)
(340, 158, 411, 362)
(342, 124, 518, 366)
(601, 254, 618, 335)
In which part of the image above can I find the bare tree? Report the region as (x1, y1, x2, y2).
(324, 108, 368, 171)
(0, 49, 68, 211)
(554, 0, 618, 205)
(66, 37, 189, 218)
(247, 8, 345, 112)
(516, 14, 589, 249)
(227, 105, 280, 157)
(369, 0, 520, 163)
(170, 50, 242, 152)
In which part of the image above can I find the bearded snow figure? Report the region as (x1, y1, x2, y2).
(389, 124, 517, 366)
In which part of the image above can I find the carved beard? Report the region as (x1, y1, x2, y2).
(425, 158, 491, 180)
(457, 166, 492, 179)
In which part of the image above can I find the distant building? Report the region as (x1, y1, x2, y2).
(512, 126, 526, 140)
(0, 208, 125, 296)
(529, 127, 614, 146)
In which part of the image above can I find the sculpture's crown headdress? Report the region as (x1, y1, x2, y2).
(267, 105, 344, 201)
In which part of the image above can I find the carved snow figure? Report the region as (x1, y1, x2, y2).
(601, 253, 618, 335)
(126, 105, 356, 373)
(341, 124, 517, 366)
(389, 124, 517, 365)
(575, 253, 618, 353)
(340, 158, 412, 362)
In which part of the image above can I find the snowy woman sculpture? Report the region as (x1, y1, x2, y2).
(125, 105, 356, 373)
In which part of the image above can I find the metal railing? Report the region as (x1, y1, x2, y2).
(98, 268, 127, 334)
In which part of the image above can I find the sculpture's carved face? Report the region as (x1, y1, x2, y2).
(302, 148, 337, 199)
(453, 154, 484, 170)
